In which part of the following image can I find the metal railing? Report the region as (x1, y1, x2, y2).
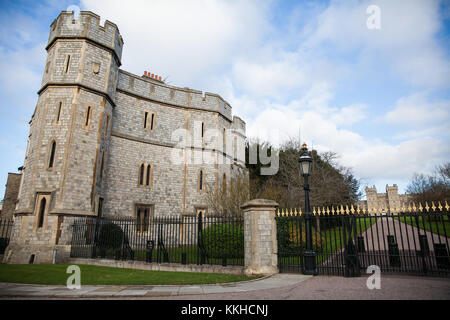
(276, 208, 450, 277)
(70, 213, 244, 267)
(317, 210, 450, 277)
(0, 217, 13, 255)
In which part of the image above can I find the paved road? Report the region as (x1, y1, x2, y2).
(1, 274, 449, 300)
(359, 217, 448, 251)
(150, 274, 450, 300)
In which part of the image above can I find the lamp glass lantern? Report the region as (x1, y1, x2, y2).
(299, 151, 312, 176)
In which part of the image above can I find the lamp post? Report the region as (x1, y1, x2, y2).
(299, 143, 318, 275)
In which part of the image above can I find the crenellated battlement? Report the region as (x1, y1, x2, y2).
(117, 70, 233, 121)
(47, 11, 123, 64)
(386, 184, 399, 193)
(365, 185, 377, 194)
(232, 116, 246, 135)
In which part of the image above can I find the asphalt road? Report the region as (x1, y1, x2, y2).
(146, 274, 450, 300)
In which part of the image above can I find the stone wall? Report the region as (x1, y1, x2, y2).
(3, 215, 75, 264)
(242, 199, 279, 276)
(117, 71, 232, 121)
(1, 173, 22, 218)
(68, 258, 245, 275)
(48, 11, 123, 62)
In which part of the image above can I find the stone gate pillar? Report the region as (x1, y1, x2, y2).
(242, 199, 279, 275)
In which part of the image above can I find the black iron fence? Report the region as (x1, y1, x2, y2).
(276, 208, 450, 277)
(70, 213, 244, 267)
(0, 217, 13, 255)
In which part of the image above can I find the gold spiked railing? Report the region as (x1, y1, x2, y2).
(276, 200, 450, 217)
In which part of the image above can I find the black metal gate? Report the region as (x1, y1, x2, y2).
(275, 213, 304, 273)
(276, 208, 450, 277)
(0, 218, 13, 255)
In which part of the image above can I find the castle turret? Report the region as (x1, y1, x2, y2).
(6, 11, 123, 263)
(386, 184, 400, 213)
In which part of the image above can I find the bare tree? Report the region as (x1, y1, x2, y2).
(204, 170, 250, 216)
(406, 165, 450, 203)
(437, 162, 450, 182)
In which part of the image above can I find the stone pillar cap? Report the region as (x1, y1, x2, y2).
(241, 199, 279, 210)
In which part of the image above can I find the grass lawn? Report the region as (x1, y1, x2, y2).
(0, 264, 261, 285)
(394, 215, 450, 238)
(316, 217, 378, 264)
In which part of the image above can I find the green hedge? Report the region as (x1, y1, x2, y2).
(97, 223, 124, 249)
(277, 220, 323, 253)
(200, 223, 244, 258)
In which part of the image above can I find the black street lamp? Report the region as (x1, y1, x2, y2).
(299, 143, 318, 275)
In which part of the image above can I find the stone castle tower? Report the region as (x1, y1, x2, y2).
(4, 11, 246, 264)
(364, 184, 410, 214)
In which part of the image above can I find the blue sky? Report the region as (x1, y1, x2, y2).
(0, 0, 449, 199)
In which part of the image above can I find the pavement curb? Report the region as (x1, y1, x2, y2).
(0, 273, 274, 288)
(0, 274, 311, 299)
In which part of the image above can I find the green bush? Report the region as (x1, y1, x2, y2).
(277, 219, 323, 253)
(97, 223, 124, 250)
(200, 223, 244, 258)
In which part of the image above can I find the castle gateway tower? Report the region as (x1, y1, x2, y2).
(4, 11, 246, 264)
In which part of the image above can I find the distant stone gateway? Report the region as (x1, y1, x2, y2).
(3, 11, 247, 264)
(359, 184, 411, 215)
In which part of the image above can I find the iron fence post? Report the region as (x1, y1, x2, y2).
(303, 176, 318, 275)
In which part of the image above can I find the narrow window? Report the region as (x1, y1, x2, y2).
(150, 113, 155, 130)
(85, 106, 91, 126)
(100, 152, 105, 178)
(97, 198, 104, 218)
(38, 197, 46, 228)
(49, 141, 56, 168)
(199, 170, 203, 190)
(56, 102, 62, 122)
(136, 206, 151, 232)
(136, 208, 142, 232)
(196, 208, 205, 218)
(201, 122, 204, 138)
(146, 164, 151, 186)
(144, 112, 148, 129)
(222, 173, 227, 192)
(105, 115, 110, 137)
(65, 55, 71, 73)
(139, 164, 145, 185)
(143, 208, 149, 232)
(223, 128, 226, 151)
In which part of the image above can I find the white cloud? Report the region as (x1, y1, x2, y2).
(230, 56, 309, 99)
(343, 137, 450, 181)
(246, 103, 366, 153)
(330, 103, 367, 126)
(393, 125, 450, 141)
(385, 92, 450, 126)
(304, 0, 450, 88)
(80, 0, 271, 88)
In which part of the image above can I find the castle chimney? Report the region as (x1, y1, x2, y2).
(144, 71, 147, 76)
(158, 76, 162, 81)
